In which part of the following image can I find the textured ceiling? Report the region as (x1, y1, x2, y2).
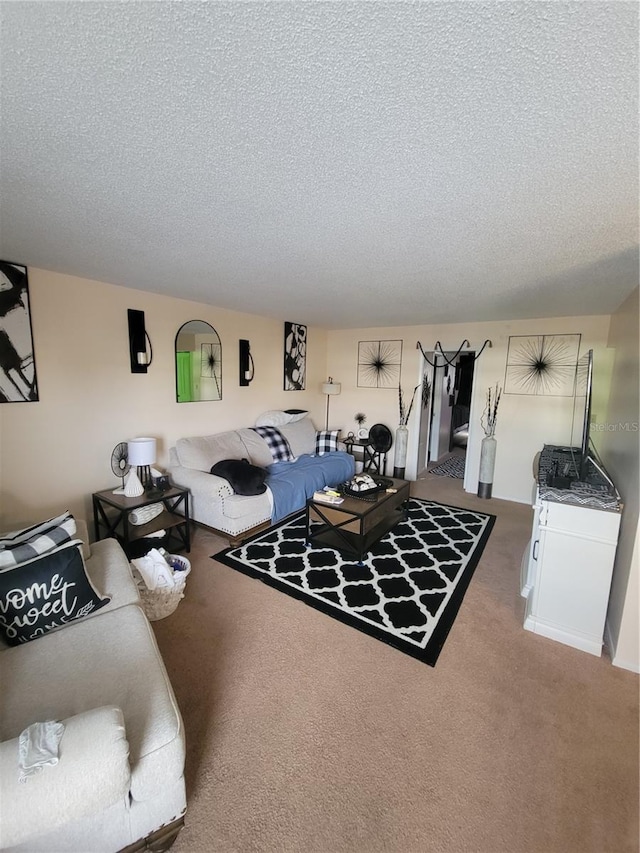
(0, 2, 638, 329)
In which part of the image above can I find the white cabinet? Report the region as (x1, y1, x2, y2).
(522, 490, 621, 656)
(520, 498, 542, 599)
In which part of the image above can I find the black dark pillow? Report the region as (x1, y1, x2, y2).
(210, 458, 268, 496)
(0, 541, 111, 645)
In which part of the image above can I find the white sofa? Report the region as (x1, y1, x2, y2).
(0, 520, 186, 853)
(168, 416, 355, 542)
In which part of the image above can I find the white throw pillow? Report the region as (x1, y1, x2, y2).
(255, 410, 293, 428)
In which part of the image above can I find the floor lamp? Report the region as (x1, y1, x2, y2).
(321, 378, 341, 430)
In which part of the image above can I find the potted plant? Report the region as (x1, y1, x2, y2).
(354, 412, 368, 440)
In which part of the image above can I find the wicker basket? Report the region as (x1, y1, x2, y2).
(133, 554, 191, 621)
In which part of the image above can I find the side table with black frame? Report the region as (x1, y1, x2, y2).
(344, 423, 393, 477)
(92, 486, 191, 559)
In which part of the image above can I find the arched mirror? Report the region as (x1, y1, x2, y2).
(175, 320, 222, 402)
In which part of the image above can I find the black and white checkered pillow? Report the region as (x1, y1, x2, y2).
(315, 430, 340, 455)
(0, 511, 77, 570)
(251, 426, 295, 463)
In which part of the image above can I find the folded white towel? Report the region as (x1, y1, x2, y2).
(131, 548, 175, 591)
(19, 720, 65, 783)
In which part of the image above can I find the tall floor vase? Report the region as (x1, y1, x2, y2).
(393, 425, 409, 478)
(477, 435, 497, 498)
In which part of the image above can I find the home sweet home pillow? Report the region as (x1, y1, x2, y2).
(0, 540, 110, 645)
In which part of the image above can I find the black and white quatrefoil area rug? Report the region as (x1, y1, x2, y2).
(215, 499, 495, 667)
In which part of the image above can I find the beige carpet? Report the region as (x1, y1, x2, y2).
(153, 475, 639, 853)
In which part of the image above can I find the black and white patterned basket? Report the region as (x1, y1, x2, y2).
(133, 554, 190, 621)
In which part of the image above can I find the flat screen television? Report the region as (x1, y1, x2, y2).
(570, 348, 593, 482)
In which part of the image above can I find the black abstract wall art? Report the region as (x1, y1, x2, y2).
(504, 334, 581, 396)
(0, 261, 39, 403)
(357, 340, 402, 388)
(284, 322, 306, 390)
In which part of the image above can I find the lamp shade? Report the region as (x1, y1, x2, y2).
(322, 382, 341, 396)
(127, 437, 156, 466)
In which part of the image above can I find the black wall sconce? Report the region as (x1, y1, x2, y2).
(128, 309, 153, 373)
(239, 339, 254, 386)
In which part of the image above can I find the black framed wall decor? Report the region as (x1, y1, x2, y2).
(0, 261, 39, 403)
(504, 334, 581, 396)
(284, 322, 306, 390)
(357, 339, 403, 388)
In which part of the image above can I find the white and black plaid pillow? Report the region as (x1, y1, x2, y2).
(0, 511, 77, 569)
(251, 426, 295, 462)
(315, 430, 340, 455)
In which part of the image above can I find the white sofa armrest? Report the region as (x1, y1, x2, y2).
(0, 706, 130, 849)
(168, 465, 233, 498)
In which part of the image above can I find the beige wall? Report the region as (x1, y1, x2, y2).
(0, 267, 616, 521)
(601, 287, 639, 672)
(0, 268, 328, 528)
(326, 315, 612, 504)
(1, 266, 635, 669)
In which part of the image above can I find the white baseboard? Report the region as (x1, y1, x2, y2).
(524, 616, 602, 657)
(605, 620, 640, 673)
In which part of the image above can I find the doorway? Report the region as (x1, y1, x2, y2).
(416, 350, 476, 480)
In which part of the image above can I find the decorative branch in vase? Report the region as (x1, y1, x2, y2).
(478, 382, 502, 499)
(394, 383, 419, 477)
(480, 383, 502, 437)
(398, 384, 420, 426)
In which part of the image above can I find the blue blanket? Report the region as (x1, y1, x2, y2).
(266, 452, 355, 522)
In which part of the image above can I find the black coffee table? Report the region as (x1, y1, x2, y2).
(305, 478, 410, 562)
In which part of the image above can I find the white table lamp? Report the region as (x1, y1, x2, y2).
(125, 437, 156, 496)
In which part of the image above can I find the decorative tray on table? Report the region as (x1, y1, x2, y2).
(339, 475, 394, 501)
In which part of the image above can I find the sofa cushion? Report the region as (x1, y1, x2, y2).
(237, 427, 274, 468)
(176, 431, 246, 471)
(85, 539, 140, 613)
(279, 417, 317, 457)
(0, 604, 185, 802)
(315, 430, 341, 455)
(221, 492, 273, 520)
(251, 426, 295, 462)
(0, 511, 77, 570)
(0, 706, 130, 849)
(0, 541, 111, 646)
(210, 459, 268, 496)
